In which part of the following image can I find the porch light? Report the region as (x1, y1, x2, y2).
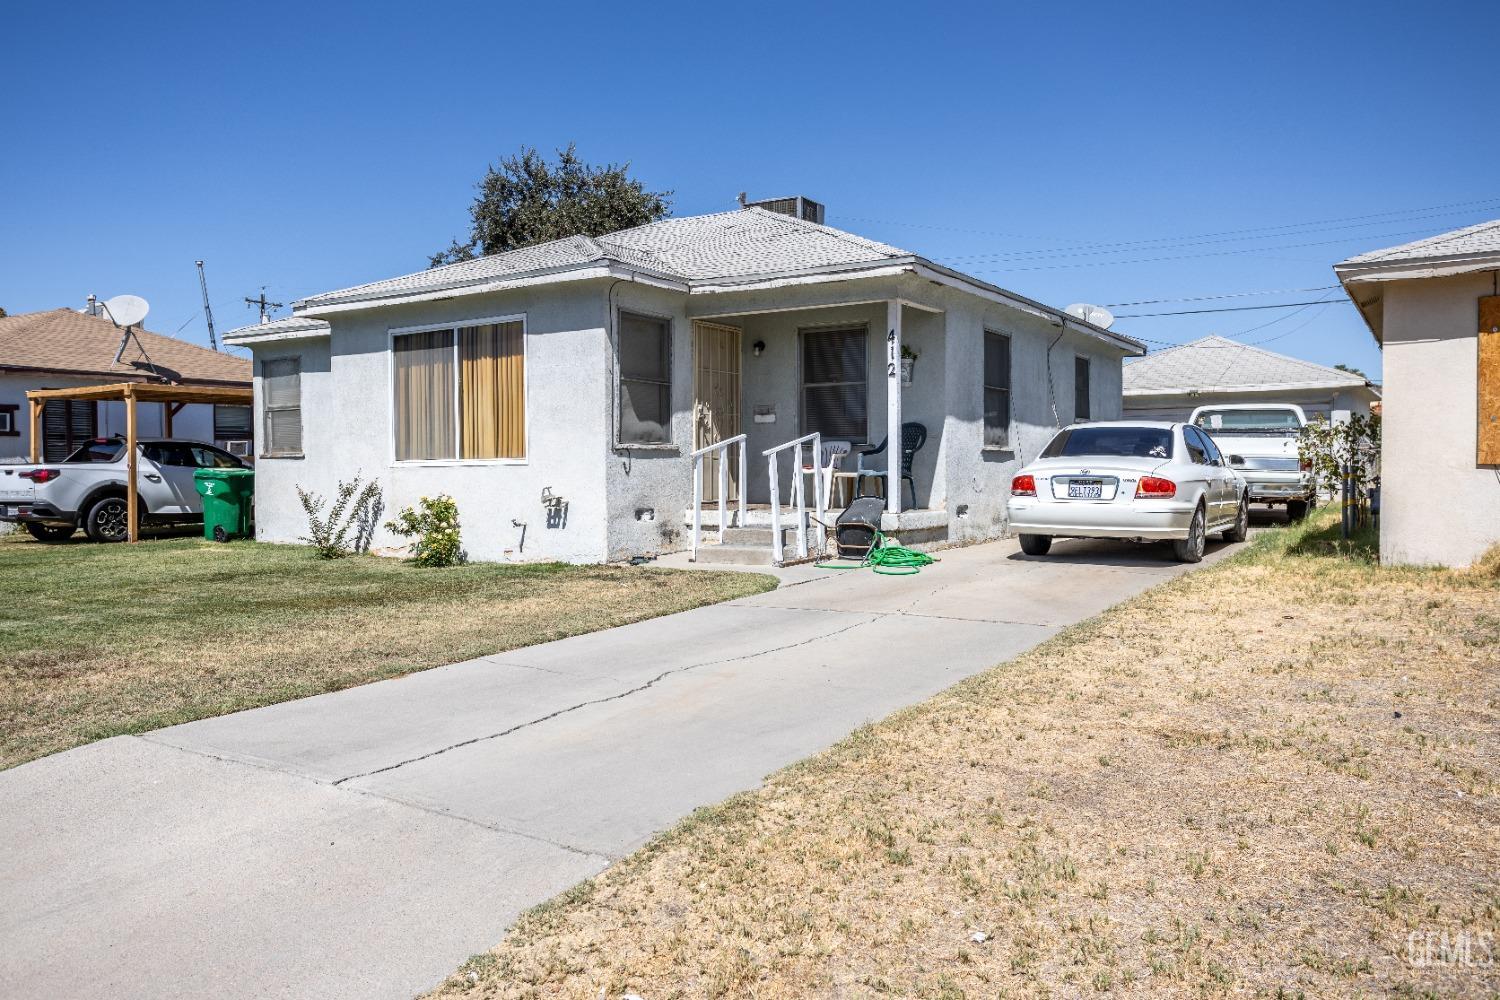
(753, 340, 765, 357)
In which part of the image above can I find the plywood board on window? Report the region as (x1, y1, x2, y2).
(1480, 295, 1500, 466)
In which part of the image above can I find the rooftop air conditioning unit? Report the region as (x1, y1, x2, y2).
(744, 195, 824, 225)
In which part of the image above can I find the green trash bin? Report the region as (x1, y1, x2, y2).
(195, 467, 255, 542)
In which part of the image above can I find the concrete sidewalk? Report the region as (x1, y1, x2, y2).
(0, 534, 1239, 1000)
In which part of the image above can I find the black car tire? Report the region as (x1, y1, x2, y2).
(1286, 499, 1310, 522)
(1222, 495, 1249, 543)
(25, 523, 75, 543)
(1172, 506, 1206, 563)
(1018, 533, 1052, 556)
(84, 496, 130, 543)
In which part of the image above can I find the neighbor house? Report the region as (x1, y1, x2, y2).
(224, 201, 1143, 564)
(1336, 218, 1500, 568)
(0, 307, 252, 462)
(1122, 335, 1380, 422)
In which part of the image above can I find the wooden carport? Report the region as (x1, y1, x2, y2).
(25, 382, 253, 542)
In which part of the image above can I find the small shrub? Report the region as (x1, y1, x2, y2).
(296, 475, 384, 559)
(385, 494, 464, 567)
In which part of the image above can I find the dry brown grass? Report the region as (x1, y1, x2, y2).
(433, 512, 1500, 999)
(0, 535, 774, 769)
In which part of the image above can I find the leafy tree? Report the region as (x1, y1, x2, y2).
(0, 307, 7, 318)
(1299, 412, 1381, 498)
(430, 144, 671, 267)
(1333, 363, 1368, 379)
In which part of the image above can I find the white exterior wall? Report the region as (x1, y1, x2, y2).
(0, 371, 218, 461)
(250, 281, 613, 563)
(1378, 270, 1500, 567)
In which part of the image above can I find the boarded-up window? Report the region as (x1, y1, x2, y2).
(1074, 355, 1092, 422)
(984, 331, 1012, 448)
(618, 312, 671, 445)
(262, 358, 302, 455)
(42, 399, 96, 461)
(1480, 296, 1500, 466)
(802, 327, 867, 441)
(393, 323, 525, 461)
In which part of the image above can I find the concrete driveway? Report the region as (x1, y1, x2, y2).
(0, 533, 1243, 1000)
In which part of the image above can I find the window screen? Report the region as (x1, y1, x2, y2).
(214, 404, 253, 441)
(618, 312, 671, 445)
(801, 327, 867, 441)
(42, 399, 96, 461)
(984, 331, 1012, 448)
(262, 358, 302, 455)
(1074, 356, 1091, 422)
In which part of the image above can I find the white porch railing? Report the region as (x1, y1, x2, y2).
(765, 431, 825, 565)
(689, 433, 748, 561)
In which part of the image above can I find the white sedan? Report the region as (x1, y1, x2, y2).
(1006, 421, 1249, 563)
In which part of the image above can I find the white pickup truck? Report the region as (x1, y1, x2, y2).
(1188, 403, 1315, 520)
(0, 437, 248, 542)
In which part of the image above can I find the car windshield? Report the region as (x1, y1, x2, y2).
(63, 440, 125, 463)
(1194, 409, 1301, 435)
(1041, 426, 1174, 460)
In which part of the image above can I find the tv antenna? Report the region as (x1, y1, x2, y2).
(99, 294, 156, 370)
(245, 287, 283, 325)
(1064, 303, 1116, 330)
(196, 261, 218, 351)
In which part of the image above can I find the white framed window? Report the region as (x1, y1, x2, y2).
(983, 331, 1012, 449)
(801, 325, 868, 442)
(262, 358, 302, 456)
(0, 404, 16, 436)
(617, 311, 672, 446)
(1074, 355, 1091, 422)
(390, 316, 526, 463)
(214, 404, 253, 441)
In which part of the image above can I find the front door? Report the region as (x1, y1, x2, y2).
(692, 321, 742, 504)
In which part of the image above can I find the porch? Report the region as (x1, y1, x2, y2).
(680, 296, 949, 565)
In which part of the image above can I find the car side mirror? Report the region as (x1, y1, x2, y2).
(1228, 454, 1246, 466)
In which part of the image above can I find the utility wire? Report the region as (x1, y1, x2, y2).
(1104, 285, 1340, 307)
(1113, 298, 1354, 319)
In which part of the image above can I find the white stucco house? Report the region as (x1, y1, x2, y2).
(1122, 335, 1380, 422)
(225, 202, 1143, 564)
(1336, 218, 1500, 568)
(0, 307, 251, 462)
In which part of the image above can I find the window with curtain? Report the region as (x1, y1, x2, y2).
(393, 321, 525, 462)
(801, 326, 867, 441)
(1074, 355, 1092, 422)
(618, 312, 671, 445)
(983, 331, 1012, 448)
(262, 358, 301, 455)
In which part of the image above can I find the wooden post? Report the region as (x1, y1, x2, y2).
(125, 387, 139, 543)
(886, 300, 903, 514)
(28, 398, 41, 462)
(164, 401, 186, 439)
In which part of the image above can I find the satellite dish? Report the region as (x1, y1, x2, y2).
(102, 294, 149, 328)
(1064, 303, 1115, 330)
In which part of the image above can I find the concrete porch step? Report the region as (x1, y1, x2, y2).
(721, 526, 798, 546)
(694, 544, 776, 566)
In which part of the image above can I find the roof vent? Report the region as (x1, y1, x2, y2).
(739, 193, 824, 225)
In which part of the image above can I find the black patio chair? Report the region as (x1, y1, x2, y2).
(854, 422, 927, 507)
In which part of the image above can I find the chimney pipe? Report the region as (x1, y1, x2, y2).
(86, 294, 97, 316)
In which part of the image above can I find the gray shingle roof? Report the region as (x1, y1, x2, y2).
(1123, 335, 1370, 395)
(222, 315, 332, 343)
(1338, 217, 1500, 266)
(295, 208, 914, 309)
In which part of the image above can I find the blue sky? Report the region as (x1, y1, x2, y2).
(4, 1, 1496, 381)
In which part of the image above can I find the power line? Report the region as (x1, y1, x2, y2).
(1104, 285, 1340, 308)
(1113, 298, 1354, 319)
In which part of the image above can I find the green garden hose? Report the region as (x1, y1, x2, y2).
(814, 530, 936, 575)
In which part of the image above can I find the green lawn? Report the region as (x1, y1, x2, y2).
(0, 533, 774, 769)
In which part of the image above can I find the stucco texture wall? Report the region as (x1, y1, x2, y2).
(250, 281, 613, 563)
(1378, 270, 1500, 568)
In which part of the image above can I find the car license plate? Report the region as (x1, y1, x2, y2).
(1068, 480, 1103, 499)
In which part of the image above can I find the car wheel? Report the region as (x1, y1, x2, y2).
(1018, 533, 1052, 556)
(25, 523, 75, 543)
(1222, 495, 1249, 543)
(1172, 506, 1206, 563)
(1286, 499, 1309, 522)
(84, 496, 130, 543)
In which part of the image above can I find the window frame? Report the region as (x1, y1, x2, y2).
(0, 403, 16, 437)
(1073, 354, 1092, 422)
(260, 356, 303, 458)
(213, 403, 254, 442)
(798, 323, 870, 445)
(386, 313, 529, 467)
(982, 330, 1013, 451)
(613, 307, 676, 450)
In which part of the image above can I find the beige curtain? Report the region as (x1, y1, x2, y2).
(393, 330, 456, 460)
(460, 322, 525, 459)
